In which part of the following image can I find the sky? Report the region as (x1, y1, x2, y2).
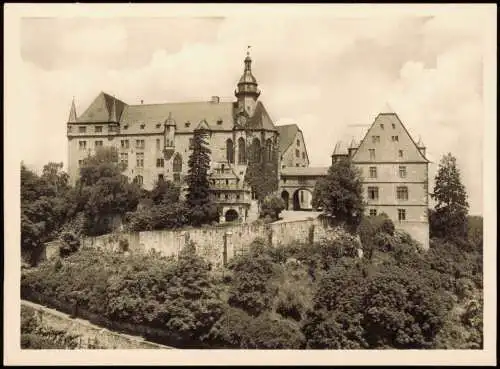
(18, 9, 490, 215)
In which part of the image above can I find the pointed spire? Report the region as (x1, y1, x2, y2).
(109, 95, 117, 122)
(68, 97, 77, 123)
(417, 135, 425, 148)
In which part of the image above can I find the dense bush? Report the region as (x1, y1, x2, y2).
(21, 245, 224, 347)
(58, 232, 80, 258)
(227, 240, 279, 317)
(259, 193, 286, 221)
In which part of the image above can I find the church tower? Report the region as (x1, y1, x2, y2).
(235, 47, 261, 117)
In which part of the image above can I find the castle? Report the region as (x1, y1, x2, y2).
(66, 52, 429, 248)
(66, 52, 309, 223)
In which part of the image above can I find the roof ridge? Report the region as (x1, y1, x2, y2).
(127, 101, 234, 107)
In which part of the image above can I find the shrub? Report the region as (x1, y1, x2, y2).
(259, 193, 285, 221)
(58, 232, 80, 258)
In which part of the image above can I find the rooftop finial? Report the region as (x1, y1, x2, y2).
(247, 45, 251, 57)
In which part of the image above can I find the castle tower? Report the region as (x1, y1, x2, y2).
(68, 97, 77, 123)
(234, 47, 261, 117)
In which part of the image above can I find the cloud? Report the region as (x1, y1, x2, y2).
(18, 12, 487, 214)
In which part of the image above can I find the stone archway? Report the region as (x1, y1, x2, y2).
(225, 209, 239, 222)
(292, 188, 313, 211)
(281, 190, 290, 210)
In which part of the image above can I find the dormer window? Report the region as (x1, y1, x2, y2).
(380, 124, 384, 129)
(156, 123, 161, 129)
(185, 121, 191, 128)
(123, 124, 128, 130)
(140, 123, 145, 129)
(391, 135, 399, 142)
(217, 119, 223, 125)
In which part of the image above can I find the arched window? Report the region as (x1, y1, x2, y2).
(173, 153, 182, 173)
(226, 138, 234, 163)
(251, 138, 261, 163)
(133, 175, 143, 186)
(265, 138, 273, 161)
(238, 137, 246, 164)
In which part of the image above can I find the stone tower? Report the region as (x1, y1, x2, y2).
(234, 47, 261, 118)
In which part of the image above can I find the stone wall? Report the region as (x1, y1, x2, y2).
(21, 300, 173, 349)
(54, 218, 332, 268)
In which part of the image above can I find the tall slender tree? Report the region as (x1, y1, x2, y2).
(185, 128, 218, 226)
(430, 153, 469, 239)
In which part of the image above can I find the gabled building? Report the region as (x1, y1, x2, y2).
(276, 124, 309, 168)
(66, 52, 309, 223)
(333, 112, 430, 249)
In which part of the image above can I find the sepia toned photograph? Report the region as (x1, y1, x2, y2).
(4, 3, 497, 366)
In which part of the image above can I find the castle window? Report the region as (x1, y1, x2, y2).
(238, 137, 246, 164)
(140, 123, 145, 129)
(302, 152, 305, 160)
(95, 126, 102, 133)
(217, 119, 223, 125)
(173, 153, 182, 173)
(369, 166, 377, 178)
(369, 209, 377, 217)
(120, 153, 128, 167)
(225, 194, 229, 200)
(295, 149, 300, 158)
(136, 139, 145, 149)
(399, 166, 407, 178)
(156, 158, 164, 168)
(266, 139, 273, 161)
(156, 123, 161, 129)
(225, 179, 229, 186)
(133, 175, 143, 186)
(158, 174, 164, 182)
(78, 126, 86, 133)
(78, 141, 87, 150)
(369, 149, 376, 160)
(380, 124, 384, 129)
(95, 140, 103, 148)
(236, 194, 240, 200)
(189, 138, 194, 149)
(397, 186, 409, 201)
(185, 121, 191, 128)
(121, 140, 129, 149)
(399, 150, 404, 158)
(392, 135, 399, 142)
(78, 160, 83, 167)
(251, 138, 261, 163)
(173, 173, 181, 183)
(123, 124, 128, 130)
(367, 186, 379, 200)
(372, 135, 380, 143)
(226, 138, 234, 163)
(297, 139, 300, 146)
(392, 123, 396, 129)
(136, 153, 144, 168)
(156, 139, 161, 150)
(398, 208, 406, 222)
(68, 126, 72, 132)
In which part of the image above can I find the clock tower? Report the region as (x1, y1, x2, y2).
(234, 47, 260, 118)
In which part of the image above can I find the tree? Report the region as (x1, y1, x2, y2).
(312, 157, 364, 227)
(245, 142, 280, 203)
(74, 147, 141, 236)
(21, 163, 71, 265)
(430, 153, 469, 239)
(185, 128, 218, 226)
(259, 193, 285, 221)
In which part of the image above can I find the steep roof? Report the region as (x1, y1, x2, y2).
(332, 140, 349, 156)
(245, 101, 277, 131)
(276, 124, 299, 154)
(78, 92, 127, 123)
(281, 166, 329, 177)
(352, 112, 430, 163)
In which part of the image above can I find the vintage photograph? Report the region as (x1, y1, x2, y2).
(4, 3, 496, 366)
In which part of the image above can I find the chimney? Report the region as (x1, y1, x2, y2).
(141, 100, 144, 104)
(210, 96, 220, 104)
